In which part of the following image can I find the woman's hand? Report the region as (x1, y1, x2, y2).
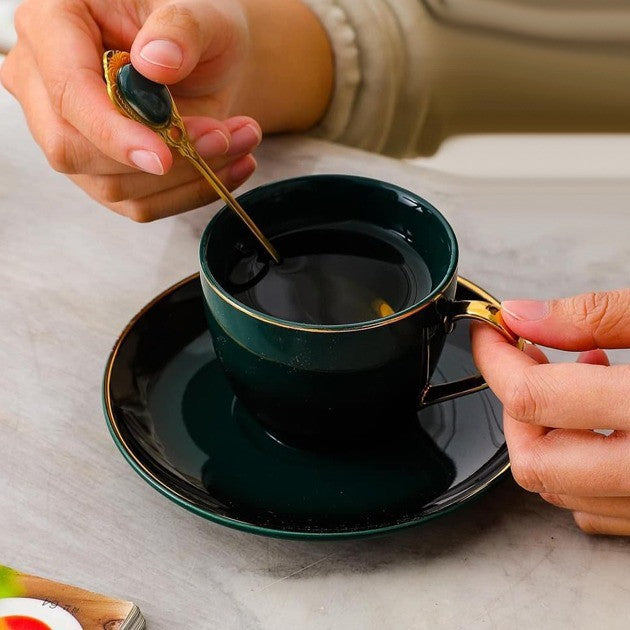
(0, 0, 332, 220)
(472, 290, 630, 536)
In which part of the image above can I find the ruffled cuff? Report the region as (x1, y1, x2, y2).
(301, 0, 425, 156)
(300, 0, 361, 142)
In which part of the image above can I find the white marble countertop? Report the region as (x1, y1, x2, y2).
(1, 79, 629, 630)
(0, 1, 18, 54)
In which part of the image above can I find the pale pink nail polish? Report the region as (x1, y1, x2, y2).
(129, 149, 164, 175)
(502, 300, 550, 321)
(140, 40, 184, 69)
(195, 130, 230, 156)
(229, 124, 262, 155)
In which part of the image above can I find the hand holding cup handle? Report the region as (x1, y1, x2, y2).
(472, 289, 630, 536)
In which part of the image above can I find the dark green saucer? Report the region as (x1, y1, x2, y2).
(103, 274, 508, 539)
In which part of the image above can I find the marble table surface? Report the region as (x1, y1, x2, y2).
(0, 1, 18, 54)
(1, 76, 629, 629)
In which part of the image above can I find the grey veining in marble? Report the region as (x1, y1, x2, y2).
(0, 83, 629, 630)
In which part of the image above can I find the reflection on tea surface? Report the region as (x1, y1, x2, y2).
(227, 221, 433, 325)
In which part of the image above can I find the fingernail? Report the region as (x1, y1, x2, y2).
(502, 300, 550, 322)
(522, 343, 544, 361)
(229, 124, 262, 155)
(577, 349, 610, 366)
(194, 130, 230, 156)
(140, 39, 184, 69)
(229, 155, 256, 181)
(129, 149, 164, 175)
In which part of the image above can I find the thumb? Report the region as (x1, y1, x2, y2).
(130, 1, 239, 84)
(500, 290, 630, 351)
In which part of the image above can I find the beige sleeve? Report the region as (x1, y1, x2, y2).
(301, 0, 426, 157)
(301, 0, 630, 158)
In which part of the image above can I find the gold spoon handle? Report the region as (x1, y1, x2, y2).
(176, 140, 281, 264)
(102, 51, 280, 264)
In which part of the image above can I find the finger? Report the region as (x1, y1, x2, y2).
(107, 154, 257, 221)
(14, 55, 231, 176)
(21, 2, 173, 173)
(572, 513, 630, 536)
(506, 415, 630, 496)
(71, 116, 258, 203)
(540, 494, 630, 520)
(577, 349, 610, 366)
(522, 342, 549, 365)
(4, 45, 140, 175)
(224, 117, 263, 157)
(9, 21, 258, 175)
(71, 150, 238, 203)
(501, 289, 630, 350)
(10, 47, 235, 178)
(506, 361, 628, 430)
(513, 360, 628, 430)
(473, 323, 630, 430)
(188, 115, 262, 157)
(471, 323, 541, 400)
(130, 0, 243, 86)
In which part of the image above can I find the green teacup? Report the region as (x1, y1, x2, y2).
(200, 175, 516, 445)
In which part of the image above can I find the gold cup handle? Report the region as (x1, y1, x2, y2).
(419, 300, 524, 407)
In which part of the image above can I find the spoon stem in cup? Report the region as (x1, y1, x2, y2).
(178, 143, 282, 264)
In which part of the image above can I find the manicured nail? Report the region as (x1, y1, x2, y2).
(502, 300, 550, 322)
(129, 149, 164, 175)
(194, 130, 230, 156)
(229, 155, 256, 181)
(140, 39, 184, 69)
(577, 349, 610, 366)
(521, 343, 545, 362)
(229, 124, 262, 155)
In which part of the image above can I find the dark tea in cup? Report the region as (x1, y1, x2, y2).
(225, 220, 433, 326)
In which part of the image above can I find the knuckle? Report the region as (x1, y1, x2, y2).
(13, 2, 32, 37)
(193, 180, 215, 207)
(48, 75, 71, 117)
(509, 449, 547, 493)
(136, 0, 150, 14)
(87, 116, 115, 151)
(540, 493, 566, 508)
(123, 200, 155, 223)
(581, 291, 610, 328)
(573, 512, 602, 535)
(50, 68, 98, 122)
(504, 368, 542, 423)
(572, 291, 626, 345)
(157, 4, 200, 35)
(95, 177, 126, 204)
(43, 134, 74, 173)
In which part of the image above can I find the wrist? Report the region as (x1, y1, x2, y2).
(233, 0, 333, 132)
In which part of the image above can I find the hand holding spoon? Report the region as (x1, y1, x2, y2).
(103, 50, 281, 264)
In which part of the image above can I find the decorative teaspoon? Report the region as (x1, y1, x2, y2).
(103, 50, 281, 264)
